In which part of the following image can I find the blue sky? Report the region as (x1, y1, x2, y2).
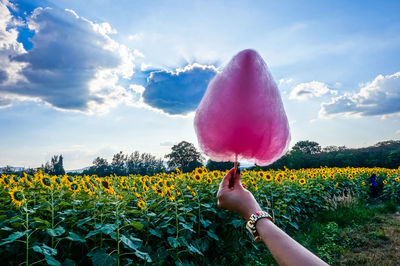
(1, 0, 399, 169)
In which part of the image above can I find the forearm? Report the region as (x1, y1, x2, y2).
(256, 219, 328, 266)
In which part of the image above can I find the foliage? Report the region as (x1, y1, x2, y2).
(165, 141, 204, 172)
(205, 160, 235, 171)
(0, 166, 398, 265)
(41, 155, 65, 175)
(292, 140, 322, 154)
(262, 139, 400, 170)
(294, 199, 400, 265)
(84, 151, 165, 177)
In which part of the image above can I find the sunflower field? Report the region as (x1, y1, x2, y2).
(0, 166, 399, 265)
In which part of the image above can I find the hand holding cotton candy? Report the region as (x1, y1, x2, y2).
(194, 49, 290, 167)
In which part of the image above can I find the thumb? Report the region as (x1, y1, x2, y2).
(220, 168, 235, 188)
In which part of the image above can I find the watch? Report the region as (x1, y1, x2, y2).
(246, 211, 273, 242)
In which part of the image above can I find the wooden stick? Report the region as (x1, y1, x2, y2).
(229, 156, 238, 188)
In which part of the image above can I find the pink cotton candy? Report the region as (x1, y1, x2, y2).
(194, 49, 290, 166)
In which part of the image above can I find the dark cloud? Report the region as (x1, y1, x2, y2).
(0, 70, 7, 83)
(0, 6, 135, 112)
(320, 72, 400, 117)
(143, 64, 217, 115)
(0, 97, 11, 107)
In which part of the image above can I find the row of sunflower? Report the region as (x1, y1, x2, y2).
(0, 166, 398, 265)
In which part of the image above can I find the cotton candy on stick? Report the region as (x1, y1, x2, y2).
(194, 49, 290, 184)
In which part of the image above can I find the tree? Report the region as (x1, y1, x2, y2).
(126, 151, 166, 175)
(41, 155, 65, 175)
(0, 165, 14, 174)
(126, 151, 141, 174)
(92, 157, 111, 177)
(292, 140, 321, 154)
(53, 155, 65, 175)
(206, 160, 235, 171)
(165, 141, 204, 172)
(111, 151, 127, 175)
(322, 145, 347, 153)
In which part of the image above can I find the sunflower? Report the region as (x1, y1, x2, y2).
(165, 188, 175, 202)
(120, 179, 129, 190)
(265, 174, 273, 182)
(68, 183, 80, 193)
(322, 175, 328, 180)
(395, 177, 400, 182)
(193, 174, 202, 182)
(258, 172, 265, 178)
(89, 178, 98, 188)
(81, 180, 95, 195)
(206, 177, 212, 185)
(362, 181, 366, 186)
(12, 175, 20, 183)
(3, 176, 10, 186)
(101, 180, 114, 195)
(196, 167, 207, 176)
(213, 171, 219, 178)
(275, 175, 282, 184)
(9, 187, 25, 208)
(289, 175, 297, 182)
(22, 173, 33, 188)
(40, 176, 52, 190)
(176, 168, 182, 176)
(298, 178, 306, 185)
(196, 168, 203, 175)
(382, 180, 387, 185)
(137, 199, 146, 210)
(154, 185, 164, 197)
(186, 185, 197, 197)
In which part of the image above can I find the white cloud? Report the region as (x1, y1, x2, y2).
(289, 81, 337, 100)
(0, 5, 140, 114)
(160, 141, 177, 147)
(128, 33, 142, 41)
(320, 72, 400, 118)
(279, 77, 295, 87)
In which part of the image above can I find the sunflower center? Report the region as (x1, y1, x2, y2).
(102, 181, 110, 189)
(14, 191, 24, 201)
(43, 177, 52, 186)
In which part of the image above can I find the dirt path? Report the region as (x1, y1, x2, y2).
(339, 212, 400, 265)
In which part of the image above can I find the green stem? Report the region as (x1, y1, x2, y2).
(51, 190, 54, 249)
(25, 209, 29, 266)
(116, 204, 120, 266)
(197, 195, 201, 236)
(100, 192, 104, 248)
(175, 200, 179, 239)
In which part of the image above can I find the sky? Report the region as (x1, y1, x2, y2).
(1, 0, 400, 170)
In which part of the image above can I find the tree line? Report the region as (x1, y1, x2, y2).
(1, 140, 399, 176)
(255, 140, 400, 171)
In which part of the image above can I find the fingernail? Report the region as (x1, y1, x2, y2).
(236, 167, 240, 175)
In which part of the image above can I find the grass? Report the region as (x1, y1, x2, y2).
(294, 200, 400, 265)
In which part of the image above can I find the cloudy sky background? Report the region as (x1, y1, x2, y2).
(1, 0, 400, 169)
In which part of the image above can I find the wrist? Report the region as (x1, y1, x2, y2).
(246, 210, 274, 242)
(244, 206, 262, 221)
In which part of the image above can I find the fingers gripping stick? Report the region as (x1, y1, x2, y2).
(229, 161, 239, 188)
